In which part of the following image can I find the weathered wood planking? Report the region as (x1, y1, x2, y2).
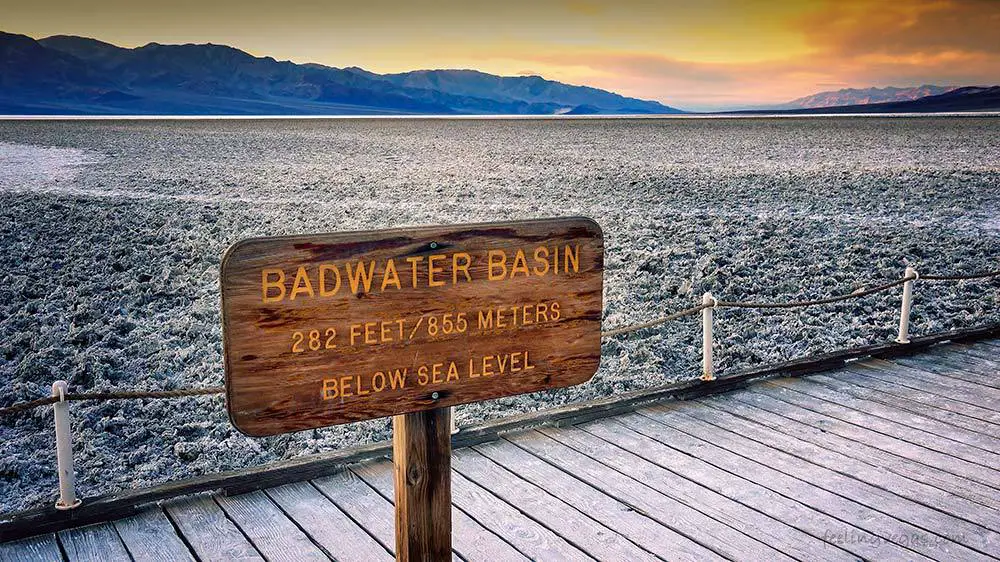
(265, 481, 392, 562)
(847, 363, 1000, 424)
(636, 403, 995, 560)
(690, 393, 1000, 533)
(782, 376, 1000, 451)
(113, 507, 194, 562)
(222, 217, 603, 435)
(591, 415, 919, 561)
(538, 424, 854, 562)
(163, 495, 263, 562)
(57, 523, 130, 562)
(214, 491, 329, 562)
(504, 430, 794, 561)
(471, 439, 723, 561)
(0, 533, 63, 562)
(309, 471, 405, 558)
(753, 382, 1000, 487)
(726, 390, 1000, 510)
(451, 447, 658, 561)
(823, 367, 1000, 436)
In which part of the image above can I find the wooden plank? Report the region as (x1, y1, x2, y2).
(686, 396, 1000, 539)
(57, 523, 130, 562)
(635, 404, 996, 560)
(0, 533, 63, 562)
(266, 481, 391, 562)
(451, 447, 658, 561)
(353, 459, 590, 561)
(779, 377, 1000, 453)
(311, 470, 427, 559)
(752, 382, 1000, 487)
(725, 390, 1000, 510)
(849, 362, 1000, 423)
(215, 491, 329, 562)
(472, 438, 722, 560)
(113, 507, 194, 562)
(922, 347, 1000, 388)
(539, 423, 852, 561)
(505, 429, 794, 561)
(868, 358, 1000, 410)
(557, 422, 865, 561)
(221, 218, 603, 435)
(602, 412, 945, 561)
(828, 366, 1000, 433)
(350, 461, 527, 562)
(163, 495, 263, 562)
(905, 352, 1000, 388)
(392, 408, 451, 561)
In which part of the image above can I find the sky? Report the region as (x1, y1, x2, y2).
(4, 0, 999, 110)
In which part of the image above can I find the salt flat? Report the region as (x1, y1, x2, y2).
(1, 116, 997, 513)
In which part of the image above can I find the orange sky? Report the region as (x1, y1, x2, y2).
(5, 0, 999, 109)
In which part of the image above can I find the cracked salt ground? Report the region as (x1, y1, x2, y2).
(0, 116, 998, 513)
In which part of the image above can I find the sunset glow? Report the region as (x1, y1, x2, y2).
(4, 0, 999, 110)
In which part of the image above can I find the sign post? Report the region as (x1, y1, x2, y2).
(393, 408, 451, 560)
(220, 217, 603, 559)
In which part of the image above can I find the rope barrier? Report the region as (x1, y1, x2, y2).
(600, 304, 709, 338)
(1, 267, 997, 418)
(921, 270, 1000, 281)
(0, 387, 224, 417)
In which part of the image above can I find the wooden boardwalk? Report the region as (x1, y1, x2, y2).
(2, 338, 998, 561)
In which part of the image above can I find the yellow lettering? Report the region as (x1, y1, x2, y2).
(488, 250, 507, 281)
(381, 259, 402, 291)
(551, 301, 561, 321)
(478, 309, 493, 329)
(510, 249, 530, 278)
(453, 252, 472, 284)
(564, 244, 580, 273)
(427, 254, 446, 287)
(405, 257, 424, 288)
(289, 266, 315, 300)
(533, 247, 550, 276)
(261, 269, 286, 303)
(319, 264, 341, 296)
(339, 375, 353, 397)
(321, 378, 338, 399)
(346, 260, 376, 294)
(447, 362, 459, 382)
(372, 371, 386, 392)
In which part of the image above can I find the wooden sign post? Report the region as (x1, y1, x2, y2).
(221, 217, 604, 559)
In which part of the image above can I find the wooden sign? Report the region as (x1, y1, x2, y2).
(221, 217, 604, 436)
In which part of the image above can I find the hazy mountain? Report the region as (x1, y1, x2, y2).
(1, 32, 682, 115)
(780, 85, 956, 109)
(734, 86, 1000, 115)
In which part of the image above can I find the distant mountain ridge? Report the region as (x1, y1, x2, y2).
(734, 86, 1000, 115)
(0, 31, 682, 115)
(780, 85, 956, 109)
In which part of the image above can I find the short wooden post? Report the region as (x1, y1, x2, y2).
(52, 381, 81, 510)
(393, 407, 452, 561)
(701, 292, 715, 381)
(896, 266, 917, 344)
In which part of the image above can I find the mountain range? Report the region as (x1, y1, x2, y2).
(745, 86, 1000, 115)
(778, 85, 958, 109)
(0, 31, 681, 116)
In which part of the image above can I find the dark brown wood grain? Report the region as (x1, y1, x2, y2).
(393, 408, 452, 562)
(221, 217, 604, 435)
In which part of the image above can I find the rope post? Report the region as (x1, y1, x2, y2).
(896, 266, 917, 344)
(701, 292, 715, 381)
(52, 381, 81, 510)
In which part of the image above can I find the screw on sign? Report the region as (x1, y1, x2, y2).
(221, 217, 604, 560)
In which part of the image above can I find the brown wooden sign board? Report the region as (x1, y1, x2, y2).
(221, 217, 604, 436)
